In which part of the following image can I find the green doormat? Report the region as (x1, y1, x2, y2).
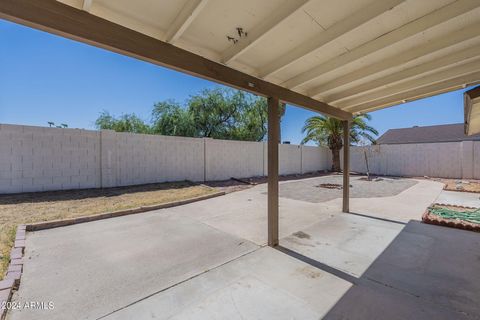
(422, 204, 480, 232)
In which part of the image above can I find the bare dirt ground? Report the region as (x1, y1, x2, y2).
(0, 181, 216, 278)
(204, 170, 332, 193)
(435, 178, 480, 193)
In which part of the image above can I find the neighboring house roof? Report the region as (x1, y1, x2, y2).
(376, 123, 480, 144)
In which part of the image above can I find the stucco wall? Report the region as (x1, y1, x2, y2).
(0, 124, 331, 194)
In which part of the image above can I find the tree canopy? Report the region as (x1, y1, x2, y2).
(95, 112, 151, 134)
(95, 88, 284, 142)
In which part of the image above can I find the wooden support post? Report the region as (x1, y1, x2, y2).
(268, 97, 280, 247)
(342, 120, 350, 213)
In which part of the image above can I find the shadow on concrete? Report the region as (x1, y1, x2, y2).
(279, 220, 480, 320)
(348, 211, 407, 225)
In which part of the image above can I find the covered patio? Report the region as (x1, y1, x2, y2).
(1, 0, 480, 319)
(7, 176, 480, 319)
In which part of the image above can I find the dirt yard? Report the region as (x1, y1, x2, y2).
(439, 179, 480, 193)
(0, 181, 217, 278)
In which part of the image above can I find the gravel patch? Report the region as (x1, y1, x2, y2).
(278, 175, 417, 203)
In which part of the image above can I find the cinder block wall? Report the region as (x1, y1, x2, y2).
(301, 145, 332, 174)
(349, 142, 480, 179)
(205, 138, 264, 181)
(0, 124, 331, 194)
(0, 124, 101, 193)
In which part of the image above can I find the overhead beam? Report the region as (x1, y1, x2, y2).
(283, 0, 480, 89)
(308, 22, 480, 98)
(164, 0, 209, 43)
(325, 45, 480, 104)
(221, 0, 310, 64)
(348, 71, 480, 114)
(0, 0, 351, 120)
(82, 0, 92, 12)
(341, 59, 480, 109)
(258, 0, 405, 78)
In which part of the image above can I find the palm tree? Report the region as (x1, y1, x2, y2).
(301, 114, 378, 172)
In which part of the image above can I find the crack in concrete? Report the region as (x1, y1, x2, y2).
(95, 247, 261, 320)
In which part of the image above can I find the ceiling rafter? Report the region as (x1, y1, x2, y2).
(341, 59, 480, 109)
(165, 0, 209, 44)
(221, 0, 310, 64)
(282, 0, 480, 90)
(326, 45, 480, 104)
(308, 22, 480, 98)
(257, 0, 406, 79)
(347, 72, 480, 114)
(82, 0, 92, 12)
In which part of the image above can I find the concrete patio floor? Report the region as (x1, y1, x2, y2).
(8, 176, 480, 319)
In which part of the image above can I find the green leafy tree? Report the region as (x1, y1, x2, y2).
(187, 88, 269, 140)
(151, 100, 194, 137)
(95, 111, 151, 134)
(301, 114, 378, 172)
(95, 88, 285, 141)
(152, 88, 284, 141)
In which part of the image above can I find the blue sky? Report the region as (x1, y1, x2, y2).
(0, 19, 467, 144)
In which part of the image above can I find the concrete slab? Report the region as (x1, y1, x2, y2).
(363, 221, 480, 317)
(9, 211, 258, 320)
(324, 275, 473, 320)
(326, 179, 444, 222)
(7, 175, 478, 320)
(323, 221, 480, 319)
(281, 213, 404, 277)
(102, 247, 352, 320)
(168, 183, 339, 245)
(435, 190, 480, 208)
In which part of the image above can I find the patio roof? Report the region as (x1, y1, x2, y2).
(1, 0, 480, 116)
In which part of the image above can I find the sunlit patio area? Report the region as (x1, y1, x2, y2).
(7, 175, 480, 319)
(1, 0, 480, 319)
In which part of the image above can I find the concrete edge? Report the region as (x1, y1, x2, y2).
(1, 225, 26, 319)
(442, 185, 480, 194)
(25, 191, 226, 232)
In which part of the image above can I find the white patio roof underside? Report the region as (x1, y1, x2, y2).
(60, 0, 480, 115)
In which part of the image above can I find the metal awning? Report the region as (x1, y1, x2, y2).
(465, 86, 480, 135)
(2, 0, 479, 117)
